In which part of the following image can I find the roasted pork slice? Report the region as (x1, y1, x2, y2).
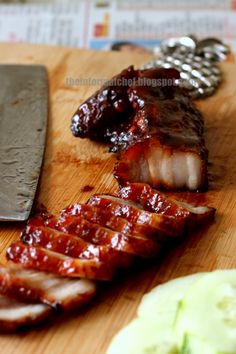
(0, 294, 51, 331)
(61, 203, 136, 235)
(6, 241, 114, 281)
(40, 212, 161, 259)
(117, 183, 216, 225)
(87, 195, 185, 240)
(21, 221, 133, 269)
(0, 264, 96, 311)
(61, 203, 170, 240)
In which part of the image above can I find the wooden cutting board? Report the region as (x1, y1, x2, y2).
(0, 43, 236, 354)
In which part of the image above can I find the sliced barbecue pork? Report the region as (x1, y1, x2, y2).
(40, 214, 161, 259)
(22, 219, 133, 268)
(117, 183, 215, 227)
(7, 241, 114, 281)
(61, 203, 172, 240)
(0, 264, 96, 311)
(1, 184, 215, 331)
(87, 195, 186, 239)
(61, 203, 141, 235)
(0, 294, 51, 331)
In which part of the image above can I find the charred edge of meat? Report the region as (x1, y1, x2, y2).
(71, 66, 136, 141)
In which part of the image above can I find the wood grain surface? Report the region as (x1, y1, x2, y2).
(0, 43, 236, 354)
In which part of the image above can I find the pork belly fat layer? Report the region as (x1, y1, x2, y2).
(0, 294, 51, 331)
(115, 142, 207, 191)
(0, 264, 96, 310)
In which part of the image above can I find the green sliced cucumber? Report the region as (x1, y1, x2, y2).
(107, 318, 178, 354)
(179, 333, 216, 354)
(176, 269, 236, 354)
(107, 273, 205, 354)
(138, 273, 205, 327)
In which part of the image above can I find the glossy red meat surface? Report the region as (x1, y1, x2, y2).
(87, 194, 186, 239)
(61, 203, 136, 235)
(22, 219, 133, 268)
(7, 241, 115, 281)
(43, 213, 161, 259)
(117, 183, 215, 228)
(61, 203, 176, 240)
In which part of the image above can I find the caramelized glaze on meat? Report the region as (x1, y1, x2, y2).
(117, 183, 215, 229)
(22, 217, 133, 268)
(43, 212, 161, 259)
(87, 194, 186, 239)
(71, 66, 135, 141)
(7, 241, 115, 281)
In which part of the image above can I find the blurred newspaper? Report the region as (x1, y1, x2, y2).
(0, 0, 236, 51)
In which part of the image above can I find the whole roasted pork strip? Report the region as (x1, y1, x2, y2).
(71, 67, 208, 191)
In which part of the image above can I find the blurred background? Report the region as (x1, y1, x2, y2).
(0, 0, 235, 53)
